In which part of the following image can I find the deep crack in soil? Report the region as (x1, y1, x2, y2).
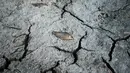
(102, 57, 115, 73)
(108, 35, 130, 61)
(42, 61, 60, 73)
(0, 21, 33, 72)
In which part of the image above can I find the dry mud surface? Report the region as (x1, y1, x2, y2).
(0, 0, 130, 73)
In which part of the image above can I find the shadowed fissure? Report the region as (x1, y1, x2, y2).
(0, 22, 33, 72)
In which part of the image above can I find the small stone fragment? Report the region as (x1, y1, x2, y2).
(52, 31, 74, 40)
(31, 3, 48, 8)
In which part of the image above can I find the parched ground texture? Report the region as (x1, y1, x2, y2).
(0, 0, 130, 73)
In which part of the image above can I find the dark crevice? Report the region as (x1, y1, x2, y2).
(0, 10, 14, 22)
(82, 23, 115, 34)
(61, 1, 93, 29)
(2, 25, 22, 30)
(64, 10, 84, 23)
(0, 56, 18, 72)
(116, 35, 130, 41)
(53, 1, 84, 23)
(71, 52, 78, 64)
(61, 0, 72, 18)
(51, 46, 72, 53)
(42, 61, 60, 73)
(107, 34, 130, 61)
(63, 7, 94, 30)
(127, 51, 130, 57)
(19, 22, 33, 62)
(71, 31, 87, 64)
(0, 21, 33, 72)
(0, 56, 10, 72)
(66, 71, 68, 73)
(102, 57, 115, 73)
(108, 39, 116, 62)
(0, 4, 21, 23)
(81, 23, 94, 30)
(111, 4, 130, 12)
(61, 2, 84, 23)
(53, 1, 94, 30)
(98, 25, 115, 34)
(82, 48, 95, 51)
(19, 24, 32, 61)
(75, 63, 81, 67)
(10, 48, 22, 55)
(53, 3, 60, 9)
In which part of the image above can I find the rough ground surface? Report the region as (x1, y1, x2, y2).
(0, 0, 130, 73)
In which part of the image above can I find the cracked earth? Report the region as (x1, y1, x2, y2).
(0, 0, 130, 73)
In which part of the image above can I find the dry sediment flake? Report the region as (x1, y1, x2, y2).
(52, 31, 74, 40)
(31, 3, 48, 8)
